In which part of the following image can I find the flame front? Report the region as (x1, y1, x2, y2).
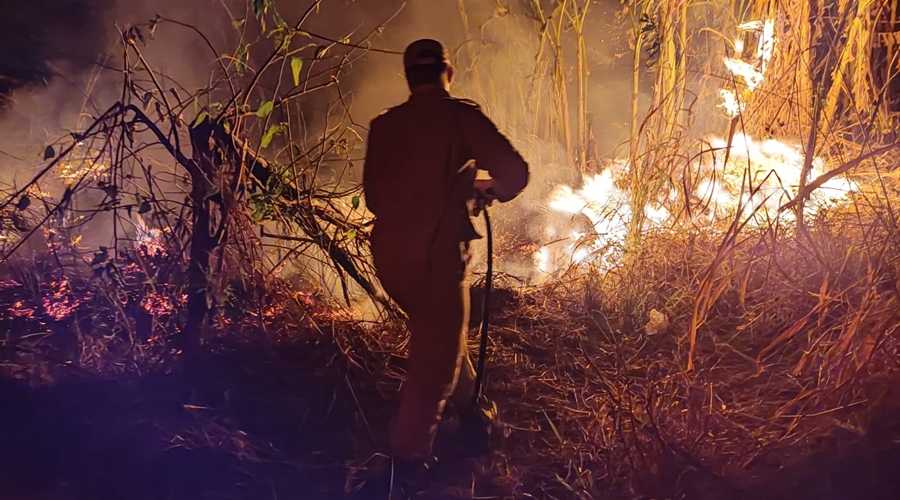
(534, 134, 856, 276)
(718, 19, 777, 117)
(529, 18, 857, 277)
(134, 214, 166, 257)
(57, 143, 110, 185)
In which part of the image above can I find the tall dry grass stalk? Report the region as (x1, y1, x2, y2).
(624, 0, 693, 251)
(449, 0, 900, 381)
(603, 0, 900, 372)
(552, 1, 574, 160)
(679, 0, 900, 369)
(568, 1, 591, 175)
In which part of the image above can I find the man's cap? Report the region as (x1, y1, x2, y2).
(403, 39, 449, 69)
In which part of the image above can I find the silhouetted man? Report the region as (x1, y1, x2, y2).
(359, 38, 529, 490)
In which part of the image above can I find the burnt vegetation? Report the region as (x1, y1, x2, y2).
(1, 0, 900, 499)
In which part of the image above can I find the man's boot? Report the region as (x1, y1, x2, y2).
(346, 454, 438, 499)
(437, 394, 500, 459)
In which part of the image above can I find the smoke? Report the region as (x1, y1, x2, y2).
(0, 0, 111, 175)
(0, 0, 235, 176)
(347, 0, 644, 282)
(0, 0, 650, 293)
(0, 0, 114, 99)
(0, 0, 245, 254)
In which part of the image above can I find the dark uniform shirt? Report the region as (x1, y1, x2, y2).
(363, 86, 529, 261)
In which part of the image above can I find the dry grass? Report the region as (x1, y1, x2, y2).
(3, 175, 900, 498)
(2, 1, 900, 499)
(476, 177, 900, 499)
(2, 179, 900, 499)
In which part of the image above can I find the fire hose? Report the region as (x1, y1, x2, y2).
(471, 204, 492, 410)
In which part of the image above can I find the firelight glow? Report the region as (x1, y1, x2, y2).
(533, 133, 857, 276)
(134, 214, 166, 257)
(57, 143, 109, 185)
(527, 18, 858, 278)
(718, 19, 777, 117)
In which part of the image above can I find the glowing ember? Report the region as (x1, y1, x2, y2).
(292, 291, 318, 308)
(57, 143, 110, 184)
(42, 277, 80, 321)
(141, 293, 167, 316)
(24, 184, 54, 200)
(10, 300, 36, 319)
(263, 302, 286, 319)
(140, 292, 183, 316)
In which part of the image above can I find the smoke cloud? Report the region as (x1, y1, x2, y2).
(0, 0, 648, 286)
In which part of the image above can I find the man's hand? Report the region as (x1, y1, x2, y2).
(473, 179, 496, 217)
(474, 179, 497, 200)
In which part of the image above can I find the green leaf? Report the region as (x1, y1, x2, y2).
(192, 111, 209, 128)
(541, 408, 565, 445)
(291, 57, 303, 86)
(251, 203, 267, 223)
(351, 195, 360, 210)
(261, 124, 281, 148)
(346, 229, 357, 240)
(235, 44, 249, 75)
(43, 145, 56, 161)
(256, 100, 274, 118)
(272, 30, 285, 49)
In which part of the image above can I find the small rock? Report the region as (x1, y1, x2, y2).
(645, 308, 669, 336)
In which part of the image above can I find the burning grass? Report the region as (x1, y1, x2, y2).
(475, 211, 900, 498)
(1, 1, 900, 498)
(2, 180, 900, 499)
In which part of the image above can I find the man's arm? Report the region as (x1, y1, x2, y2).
(362, 116, 386, 216)
(460, 104, 530, 203)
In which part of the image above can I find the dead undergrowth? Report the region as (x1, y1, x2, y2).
(2, 186, 900, 499)
(2, 2, 900, 499)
